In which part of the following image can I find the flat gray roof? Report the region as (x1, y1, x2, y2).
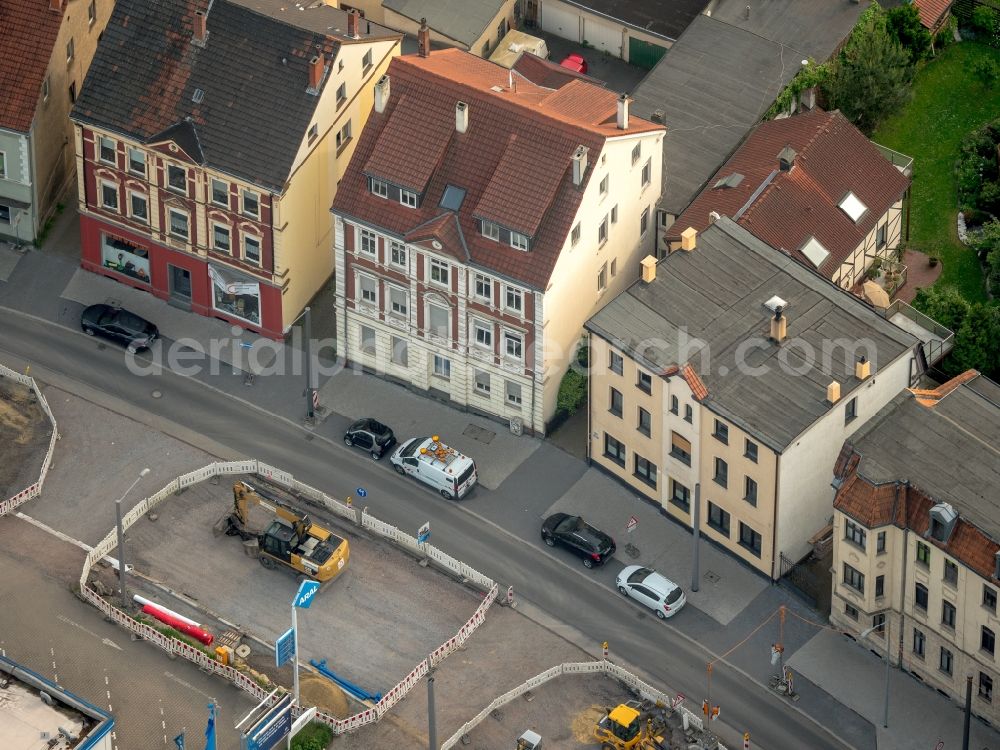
(586, 218, 918, 451)
(850, 376, 1000, 540)
(383, 0, 506, 47)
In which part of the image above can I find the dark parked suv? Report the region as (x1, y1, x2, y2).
(344, 418, 396, 459)
(80, 304, 158, 351)
(541, 513, 616, 569)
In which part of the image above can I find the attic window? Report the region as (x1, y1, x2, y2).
(440, 185, 466, 212)
(839, 191, 867, 223)
(800, 236, 830, 268)
(482, 220, 500, 242)
(192, 88, 205, 104)
(928, 502, 958, 543)
(713, 173, 744, 189)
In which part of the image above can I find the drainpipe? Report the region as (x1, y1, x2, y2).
(895, 481, 906, 669)
(771, 452, 781, 580)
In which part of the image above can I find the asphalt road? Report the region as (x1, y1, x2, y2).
(0, 307, 853, 750)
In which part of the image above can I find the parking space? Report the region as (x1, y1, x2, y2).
(124, 475, 480, 697)
(525, 29, 650, 94)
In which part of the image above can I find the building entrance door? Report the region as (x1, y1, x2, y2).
(168, 264, 192, 309)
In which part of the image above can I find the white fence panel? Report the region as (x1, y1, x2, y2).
(215, 460, 258, 475)
(0, 364, 33, 385)
(2, 364, 58, 515)
(256, 462, 293, 488)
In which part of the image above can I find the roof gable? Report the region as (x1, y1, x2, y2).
(0, 1, 65, 132)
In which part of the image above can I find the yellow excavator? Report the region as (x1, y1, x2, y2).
(593, 701, 667, 750)
(214, 481, 349, 584)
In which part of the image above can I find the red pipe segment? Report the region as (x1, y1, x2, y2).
(142, 604, 214, 646)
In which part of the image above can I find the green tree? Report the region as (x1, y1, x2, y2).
(886, 4, 933, 61)
(950, 302, 1000, 376)
(973, 58, 1000, 89)
(913, 285, 971, 332)
(823, 6, 915, 133)
(972, 220, 1000, 295)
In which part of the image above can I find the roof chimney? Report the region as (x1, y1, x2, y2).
(418, 18, 431, 58)
(641, 255, 657, 283)
(778, 145, 796, 171)
(826, 381, 841, 404)
(374, 75, 390, 114)
(799, 87, 817, 111)
(192, 10, 208, 46)
(50, 0, 63, 11)
(347, 8, 360, 38)
(770, 306, 787, 343)
(308, 54, 324, 93)
(679, 226, 697, 252)
(708, 211, 720, 225)
(616, 93, 630, 130)
(455, 101, 469, 134)
(650, 109, 664, 124)
(572, 145, 589, 187)
(855, 355, 871, 380)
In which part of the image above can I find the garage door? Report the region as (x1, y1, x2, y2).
(628, 36, 667, 70)
(541, 1, 580, 41)
(584, 17, 621, 57)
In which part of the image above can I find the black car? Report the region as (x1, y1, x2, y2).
(81, 304, 158, 351)
(541, 513, 616, 569)
(344, 418, 396, 459)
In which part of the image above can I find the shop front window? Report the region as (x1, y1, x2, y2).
(101, 233, 150, 284)
(209, 264, 261, 325)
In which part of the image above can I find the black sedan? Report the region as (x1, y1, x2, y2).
(344, 418, 396, 459)
(541, 513, 616, 569)
(81, 304, 158, 351)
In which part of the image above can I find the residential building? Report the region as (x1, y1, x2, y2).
(913, 0, 955, 37)
(71, 0, 401, 337)
(667, 109, 912, 291)
(345, 0, 519, 58)
(0, 0, 114, 244)
(585, 217, 940, 578)
(0, 653, 115, 749)
(630, 0, 865, 251)
(331, 44, 664, 435)
(527, 0, 703, 68)
(830, 370, 1000, 726)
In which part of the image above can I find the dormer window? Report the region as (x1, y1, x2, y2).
(371, 179, 388, 199)
(481, 220, 500, 242)
(510, 232, 528, 251)
(928, 502, 958, 543)
(400, 189, 417, 208)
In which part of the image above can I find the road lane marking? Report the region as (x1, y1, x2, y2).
(163, 671, 213, 701)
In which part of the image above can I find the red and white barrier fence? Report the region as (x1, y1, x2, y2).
(0, 363, 59, 515)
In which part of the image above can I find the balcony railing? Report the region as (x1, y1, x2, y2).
(879, 299, 955, 365)
(872, 143, 914, 177)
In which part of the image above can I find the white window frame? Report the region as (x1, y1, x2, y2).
(433, 355, 451, 379)
(359, 324, 376, 354)
(336, 82, 347, 104)
(482, 220, 500, 242)
(400, 189, 417, 208)
(427, 302, 450, 339)
(429, 258, 450, 287)
(100, 180, 118, 211)
(336, 120, 352, 149)
(99, 136, 116, 164)
(42, 77, 49, 102)
(362, 49, 373, 70)
(472, 319, 492, 349)
(167, 164, 187, 193)
(631, 142, 641, 165)
(359, 228, 377, 256)
(243, 234, 262, 265)
(357, 272, 378, 306)
(598, 216, 608, 246)
(510, 231, 528, 251)
(599, 174, 608, 196)
(241, 189, 260, 219)
(598, 262, 608, 292)
(475, 273, 492, 302)
(571, 222, 581, 246)
(211, 178, 229, 206)
(642, 158, 651, 188)
(128, 191, 148, 223)
(640, 206, 649, 236)
(168, 207, 189, 240)
(388, 285, 409, 318)
(610, 204, 618, 224)
(474, 369, 491, 395)
(67, 37, 75, 63)
(504, 330, 523, 360)
(504, 286, 522, 314)
(389, 240, 407, 268)
(88, 0, 96, 24)
(390, 336, 408, 367)
(127, 147, 145, 176)
(506, 380, 522, 407)
(212, 222, 231, 252)
(371, 179, 388, 199)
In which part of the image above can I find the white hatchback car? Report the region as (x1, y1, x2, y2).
(616, 565, 686, 619)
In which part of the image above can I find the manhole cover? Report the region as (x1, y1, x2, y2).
(624, 543, 641, 559)
(462, 424, 495, 444)
(704, 570, 721, 584)
(151, 390, 162, 399)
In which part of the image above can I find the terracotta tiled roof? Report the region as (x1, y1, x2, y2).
(669, 109, 910, 278)
(681, 363, 709, 401)
(0, 1, 65, 132)
(403, 213, 468, 262)
(332, 48, 664, 290)
(913, 0, 953, 29)
(909, 368, 979, 406)
(511, 53, 606, 90)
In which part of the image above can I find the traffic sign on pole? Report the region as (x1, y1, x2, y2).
(275, 628, 295, 668)
(356, 487, 368, 498)
(626, 515, 638, 533)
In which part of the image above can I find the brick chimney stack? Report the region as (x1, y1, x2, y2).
(192, 10, 208, 46)
(418, 18, 430, 58)
(50, 0, 63, 11)
(309, 55, 324, 91)
(347, 9, 360, 38)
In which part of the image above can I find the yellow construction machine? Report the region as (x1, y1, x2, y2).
(214, 481, 349, 584)
(593, 701, 667, 750)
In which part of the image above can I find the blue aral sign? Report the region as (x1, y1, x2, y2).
(293, 579, 320, 609)
(275, 628, 295, 668)
(243, 695, 292, 750)
(417, 521, 430, 544)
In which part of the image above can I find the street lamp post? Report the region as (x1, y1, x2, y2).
(115, 467, 150, 604)
(859, 619, 891, 729)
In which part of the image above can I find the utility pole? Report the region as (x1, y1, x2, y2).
(691, 483, 701, 593)
(303, 306, 315, 421)
(427, 659, 437, 750)
(115, 467, 150, 604)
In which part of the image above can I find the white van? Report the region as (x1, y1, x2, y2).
(390, 436, 478, 500)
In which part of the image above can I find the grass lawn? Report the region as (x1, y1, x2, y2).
(873, 42, 1000, 303)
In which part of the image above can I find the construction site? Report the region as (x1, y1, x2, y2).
(0, 374, 50, 498)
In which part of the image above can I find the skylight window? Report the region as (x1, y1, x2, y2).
(838, 191, 867, 223)
(440, 185, 466, 212)
(713, 173, 744, 189)
(800, 236, 830, 268)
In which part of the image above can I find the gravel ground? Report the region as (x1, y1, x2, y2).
(124, 475, 479, 696)
(0, 376, 50, 499)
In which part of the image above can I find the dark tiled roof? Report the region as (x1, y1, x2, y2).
(670, 110, 911, 277)
(559, 0, 707, 40)
(0, 1, 65, 132)
(71, 0, 392, 192)
(586, 218, 918, 451)
(383, 0, 507, 47)
(512, 53, 606, 90)
(332, 48, 663, 290)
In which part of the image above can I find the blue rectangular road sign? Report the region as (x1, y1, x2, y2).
(243, 694, 292, 750)
(293, 579, 320, 609)
(275, 628, 295, 668)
